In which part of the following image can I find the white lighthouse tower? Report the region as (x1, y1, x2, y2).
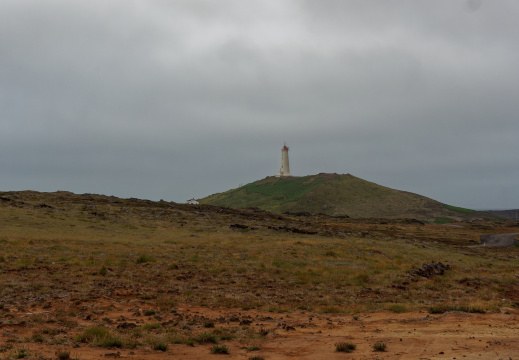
(276, 143, 291, 177)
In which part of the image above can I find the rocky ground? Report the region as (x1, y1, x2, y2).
(1, 191, 519, 359)
(2, 301, 519, 359)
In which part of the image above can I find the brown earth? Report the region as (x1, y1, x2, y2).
(1, 191, 519, 359)
(3, 302, 519, 359)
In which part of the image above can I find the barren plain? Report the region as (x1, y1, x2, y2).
(1, 191, 518, 359)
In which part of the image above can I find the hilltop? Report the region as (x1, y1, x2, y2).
(200, 173, 494, 222)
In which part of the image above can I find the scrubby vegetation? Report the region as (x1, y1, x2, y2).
(444, 204, 477, 214)
(373, 342, 387, 351)
(0, 190, 517, 359)
(335, 341, 356, 352)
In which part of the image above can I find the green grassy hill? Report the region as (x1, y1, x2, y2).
(200, 173, 491, 222)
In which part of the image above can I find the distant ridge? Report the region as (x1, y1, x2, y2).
(487, 209, 519, 220)
(200, 173, 495, 222)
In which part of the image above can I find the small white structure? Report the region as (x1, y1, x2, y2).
(186, 198, 199, 205)
(276, 143, 291, 177)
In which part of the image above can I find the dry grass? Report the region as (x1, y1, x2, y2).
(0, 190, 518, 356)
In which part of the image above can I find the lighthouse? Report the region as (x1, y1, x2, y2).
(276, 144, 291, 177)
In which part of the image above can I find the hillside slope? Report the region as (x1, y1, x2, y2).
(200, 173, 491, 221)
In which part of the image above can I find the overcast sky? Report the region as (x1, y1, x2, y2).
(2, 0, 519, 210)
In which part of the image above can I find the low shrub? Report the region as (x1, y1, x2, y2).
(31, 333, 45, 343)
(136, 255, 155, 264)
(56, 352, 70, 360)
(140, 322, 161, 330)
(13, 348, 30, 359)
(195, 332, 219, 344)
(320, 306, 344, 314)
(153, 343, 168, 351)
(75, 327, 111, 343)
(75, 327, 122, 348)
(373, 342, 387, 352)
(99, 337, 122, 348)
(258, 328, 269, 337)
(335, 342, 356, 353)
(388, 304, 407, 313)
(99, 265, 108, 276)
(429, 305, 486, 314)
(211, 345, 230, 354)
(213, 328, 235, 341)
(324, 250, 338, 257)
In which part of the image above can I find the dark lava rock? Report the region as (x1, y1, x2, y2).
(410, 262, 450, 279)
(38, 203, 53, 208)
(117, 322, 137, 329)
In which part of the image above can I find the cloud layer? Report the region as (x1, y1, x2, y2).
(2, 0, 519, 209)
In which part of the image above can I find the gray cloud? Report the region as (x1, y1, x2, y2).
(1, 0, 519, 209)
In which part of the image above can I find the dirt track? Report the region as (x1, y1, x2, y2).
(477, 233, 519, 247)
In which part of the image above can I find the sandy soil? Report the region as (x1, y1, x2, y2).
(3, 305, 519, 360)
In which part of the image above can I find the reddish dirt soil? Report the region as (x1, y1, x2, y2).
(3, 305, 518, 359)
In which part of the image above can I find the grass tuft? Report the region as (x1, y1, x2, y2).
(373, 342, 387, 352)
(246, 344, 261, 352)
(153, 343, 168, 351)
(99, 337, 123, 348)
(429, 304, 486, 314)
(335, 342, 356, 353)
(195, 332, 219, 344)
(13, 348, 30, 359)
(56, 352, 71, 360)
(388, 304, 407, 313)
(31, 332, 45, 343)
(99, 265, 108, 276)
(211, 344, 230, 354)
(136, 255, 156, 264)
(75, 327, 111, 343)
(75, 327, 122, 348)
